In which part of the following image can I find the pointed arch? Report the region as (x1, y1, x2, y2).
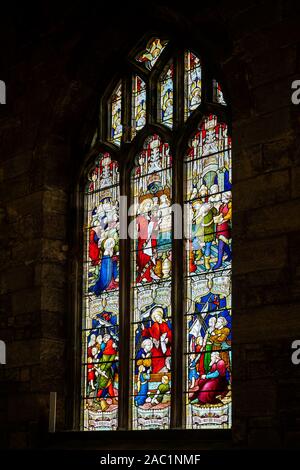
(79, 36, 232, 432)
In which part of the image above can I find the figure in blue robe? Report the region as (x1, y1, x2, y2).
(89, 237, 119, 296)
(189, 357, 200, 383)
(135, 368, 151, 406)
(224, 168, 232, 191)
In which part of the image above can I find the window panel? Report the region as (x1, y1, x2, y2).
(213, 79, 227, 106)
(81, 44, 232, 432)
(159, 63, 174, 128)
(130, 134, 172, 430)
(184, 116, 232, 429)
(82, 153, 120, 431)
(185, 51, 202, 119)
(110, 83, 123, 146)
(132, 75, 146, 138)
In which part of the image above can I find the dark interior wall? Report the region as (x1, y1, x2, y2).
(0, 0, 300, 449)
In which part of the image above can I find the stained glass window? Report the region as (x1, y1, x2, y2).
(82, 153, 120, 431)
(159, 63, 173, 128)
(136, 38, 168, 70)
(213, 79, 227, 106)
(132, 75, 146, 138)
(81, 38, 232, 432)
(130, 134, 172, 429)
(110, 83, 123, 146)
(184, 114, 232, 428)
(185, 51, 202, 119)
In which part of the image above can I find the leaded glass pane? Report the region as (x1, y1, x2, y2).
(136, 38, 168, 70)
(82, 153, 120, 431)
(110, 83, 122, 146)
(185, 51, 202, 119)
(130, 135, 172, 430)
(159, 63, 173, 128)
(213, 79, 227, 106)
(132, 75, 146, 138)
(184, 115, 232, 429)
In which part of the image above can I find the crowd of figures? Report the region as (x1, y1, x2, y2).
(82, 113, 232, 429)
(82, 155, 121, 429)
(86, 330, 119, 406)
(188, 185, 232, 273)
(188, 313, 231, 405)
(131, 136, 173, 428)
(184, 116, 232, 426)
(134, 306, 172, 408)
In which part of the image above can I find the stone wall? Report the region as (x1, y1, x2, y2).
(0, 0, 300, 448)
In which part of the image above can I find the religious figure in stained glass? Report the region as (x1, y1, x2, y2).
(110, 83, 123, 146)
(184, 115, 232, 429)
(185, 51, 202, 119)
(131, 134, 172, 430)
(82, 153, 120, 431)
(132, 75, 146, 138)
(159, 64, 173, 128)
(81, 37, 232, 432)
(185, 115, 232, 273)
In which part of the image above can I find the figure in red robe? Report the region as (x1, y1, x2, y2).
(190, 351, 228, 404)
(141, 307, 172, 373)
(89, 228, 100, 265)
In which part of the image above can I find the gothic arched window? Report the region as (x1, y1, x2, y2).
(81, 37, 232, 431)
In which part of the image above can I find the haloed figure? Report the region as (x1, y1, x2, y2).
(141, 307, 171, 374)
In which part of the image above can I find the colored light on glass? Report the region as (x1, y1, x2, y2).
(213, 79, 227, 105)
(110, 83, 122, 146)
(130, 135, 172, 429)
(132, 75, 146, 138)
(82, 153, 120, 431)
(185, 51, 202, 119)
(159, 64, 173, 128)
(136, 38, 168, 70)
(184, 115, 232, 429)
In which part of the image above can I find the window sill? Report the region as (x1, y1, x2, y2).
(43, 429, 232, 450)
